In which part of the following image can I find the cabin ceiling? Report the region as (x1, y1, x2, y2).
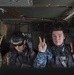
(0, 0, 74, 23)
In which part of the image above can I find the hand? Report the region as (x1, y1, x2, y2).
(38, 36, 47, 52)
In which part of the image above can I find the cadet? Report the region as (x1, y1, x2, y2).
(33, 22, 74, 68)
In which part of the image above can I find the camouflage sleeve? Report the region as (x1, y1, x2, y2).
(9, 52, 19, 67)
(9, 54, 16, 66)
(33, 49, 52, 68)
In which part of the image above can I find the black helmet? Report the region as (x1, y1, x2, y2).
(9, 31, 27, 43)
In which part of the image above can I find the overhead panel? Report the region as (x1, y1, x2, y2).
(0, 0, 33, 7)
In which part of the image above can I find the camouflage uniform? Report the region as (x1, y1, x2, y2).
(33, 44, 74, 68)
(9, 47, 32, 68)
(33, 49, 52, 68)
